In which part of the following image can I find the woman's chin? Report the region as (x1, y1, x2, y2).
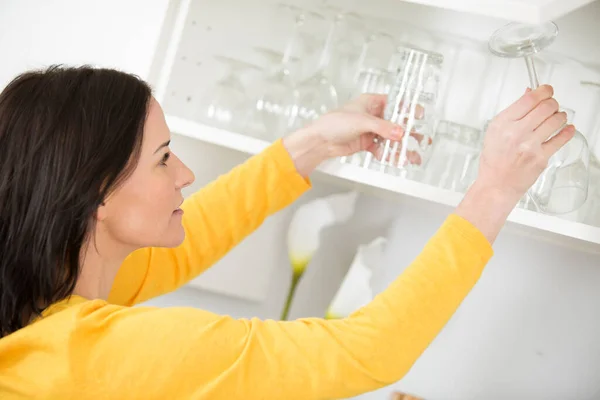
(155, 227, 186, 248)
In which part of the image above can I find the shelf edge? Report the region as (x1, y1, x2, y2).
(166, 116, 600, 251)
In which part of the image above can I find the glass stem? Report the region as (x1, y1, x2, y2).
(317, 16, 338, 71)
(282, 15, 304, 66)
(353, 36, 371, 82)
(524, 55, 540, 89)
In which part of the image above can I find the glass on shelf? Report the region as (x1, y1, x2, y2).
(249, 6, 323, 140)
(419, 121, 482, 193)
(340, 67, 394, 167)
(194, 56, 260, 132)
(579, 81, 600, 226)
(245, 47, 300, 139)
(436, 37, 495, 130)
(322, 10, 366, 101)
(489, 21, 590, 215)
(582, 159, 600, 226)
(345, 29, 396, 100)
(580, 81, 600, 162)
(288, 12, 340, 132)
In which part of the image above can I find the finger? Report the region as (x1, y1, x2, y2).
(533, 110, 567, 142)
(542, 124, 576, 158)
(408, 131, 433, 146)
(365, 137, 379, 156)
(395, 103, 426, 121)
(499, 84, 554, 121)
(378, 126, 429, 144)
(363, 114, 404, 142)
(406, 151, 422, 166)
(346, 93, 387, 117)
(521, 97, 560, 131)
(363, 114, 435, 148)
(374, 142, 423, 166)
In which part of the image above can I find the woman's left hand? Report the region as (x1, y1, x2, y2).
(282, 93, 406, 177)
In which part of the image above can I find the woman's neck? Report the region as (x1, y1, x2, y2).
(73, 230, 133, 300)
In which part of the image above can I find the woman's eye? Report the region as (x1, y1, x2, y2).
(160, 152, 171, 166)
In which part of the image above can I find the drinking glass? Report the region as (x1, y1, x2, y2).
(421, 121, 482, 193)
(580, 81, 600, 162)
(195, 56, 260, 131)
(364, 46, 443, 177)
(489, 22, 590, 215)
(579, 81, 600, 225)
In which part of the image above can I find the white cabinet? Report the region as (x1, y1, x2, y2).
(396, 0, 597, 23)
(148, 0, 600, 252)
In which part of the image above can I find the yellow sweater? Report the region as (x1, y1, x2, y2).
(0, 140, 493, 400)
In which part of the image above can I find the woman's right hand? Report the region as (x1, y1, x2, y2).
(478, 84, 574, 202)
(456, 84, 574, 243)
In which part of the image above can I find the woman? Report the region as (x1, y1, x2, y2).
(0, 66, 571, 399)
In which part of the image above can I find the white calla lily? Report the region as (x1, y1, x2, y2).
(280, 191, 359, 320)
(326, 237, 388, 320)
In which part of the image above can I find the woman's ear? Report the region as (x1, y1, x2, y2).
(96, 201, 107, 221)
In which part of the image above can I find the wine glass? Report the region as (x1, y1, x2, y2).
(195, 56, 260, 132)
(244, 47, 303, 140)
(288, 12, 339, 132)
(348, 29, 396, 96)
(249, 6, 321, 139)
(488, 22, 590, 215)
(321, 10, 365, 100)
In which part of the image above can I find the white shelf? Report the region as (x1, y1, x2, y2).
(167, 116, 600, 253)
(166, 116, 269, 154)
(400, 0, 599, 24)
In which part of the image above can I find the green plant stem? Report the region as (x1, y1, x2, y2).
(280, 271, 303, 321)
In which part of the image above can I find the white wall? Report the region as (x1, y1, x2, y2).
(363, 202, 600, 400)
(0, 0, 169, 87)
(3, 1, 600, 399)
(0, 0, 353, 319)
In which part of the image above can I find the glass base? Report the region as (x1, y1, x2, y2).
(527, 186, 588, 216)
(488, 22, 558, 58)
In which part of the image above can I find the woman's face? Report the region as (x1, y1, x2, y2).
(98, 98, 195, 250)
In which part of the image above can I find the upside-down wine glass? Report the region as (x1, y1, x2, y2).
(488, 22, 590, 215)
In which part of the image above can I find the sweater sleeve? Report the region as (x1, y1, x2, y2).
(108, 139, 311, 306)
(77, 215, 493, 400)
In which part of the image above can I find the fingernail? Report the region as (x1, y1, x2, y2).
(562, 124, 574, 134)
(392, 126, 403, 137)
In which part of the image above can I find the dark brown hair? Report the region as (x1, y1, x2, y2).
(0, 65, 152, 336)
